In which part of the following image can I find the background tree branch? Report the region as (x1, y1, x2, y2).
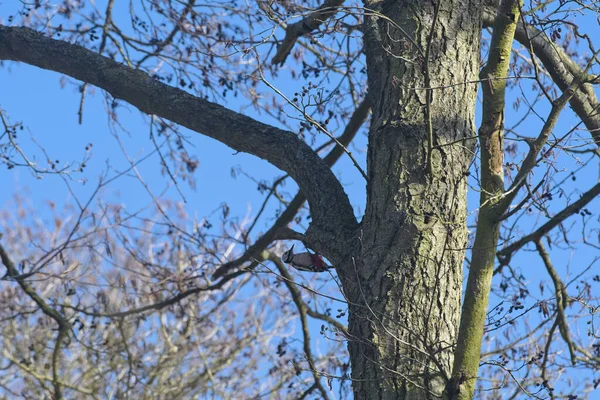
(269, 0, 345, 65)
(0, 240, 70, 399)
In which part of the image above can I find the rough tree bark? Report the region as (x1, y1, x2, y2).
(1, 0, 482, 395)
(339, 1, 482, 398)
(451, 2, 521, 398)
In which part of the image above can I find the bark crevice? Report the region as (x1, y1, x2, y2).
(346, 1, 482, 398)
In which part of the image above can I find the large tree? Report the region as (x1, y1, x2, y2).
(1, 0, 599, 399)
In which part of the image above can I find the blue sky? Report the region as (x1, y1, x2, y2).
(0, 60, 280, 218)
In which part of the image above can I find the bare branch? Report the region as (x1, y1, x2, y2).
(498, 78, 581, 210)
(268, 253, 333, 399)
(534, 239, 576, 365)
(0, 25, 358, 254)
(65, 269, 249, 319)
(213, 99, 370, 278)
(270, 0, 345, 65)
(268, 252, 348, 335)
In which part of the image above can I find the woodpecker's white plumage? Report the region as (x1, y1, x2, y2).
(281, 245, 332, 272)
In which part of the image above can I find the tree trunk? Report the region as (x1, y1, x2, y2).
(343, 1, 482, 398)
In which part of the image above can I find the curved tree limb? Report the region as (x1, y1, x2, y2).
(0, 25, 358, 260)
(213, 99, 370, 278)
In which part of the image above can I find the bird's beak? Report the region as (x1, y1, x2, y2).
(290, 244, 294, 252)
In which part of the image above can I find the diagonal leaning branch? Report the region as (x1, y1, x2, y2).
(451, 1, 522, 398)
(0, 25, 359, 256)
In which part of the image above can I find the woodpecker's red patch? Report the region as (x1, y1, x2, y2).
(309, 253, 327, 271)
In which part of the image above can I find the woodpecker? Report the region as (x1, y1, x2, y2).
(281, 245, 332, 272)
